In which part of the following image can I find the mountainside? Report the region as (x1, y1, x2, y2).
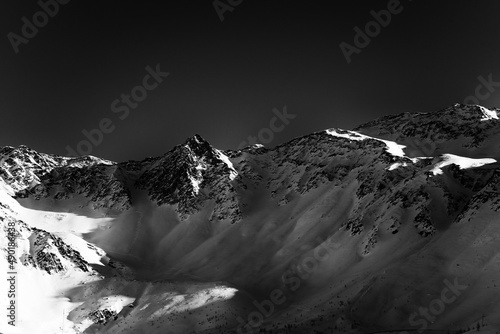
(1, 103, 500, 333)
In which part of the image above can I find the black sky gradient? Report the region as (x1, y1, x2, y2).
(1, 1, 500, 162)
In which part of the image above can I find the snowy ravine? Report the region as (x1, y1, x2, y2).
(1, 103, 500, 333)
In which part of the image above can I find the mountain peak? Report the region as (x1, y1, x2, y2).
(185, 133, 207, 144)
(443, 103, 499, 120)
(0, 144, 35, 155)
(181, 134, 215, 159)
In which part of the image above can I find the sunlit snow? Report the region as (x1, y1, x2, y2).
(479, 106, 499, 121)
(430, 153, 497, 175)
(215, 149, 238, 181)
(325, 128, 407, 157)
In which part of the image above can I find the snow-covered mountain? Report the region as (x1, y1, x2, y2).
(1, 103, 500, 333)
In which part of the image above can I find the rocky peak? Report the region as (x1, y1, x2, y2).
(135, 134, 240, 220)
(0, 145, 63, 193)
(183, 134, 214, 157)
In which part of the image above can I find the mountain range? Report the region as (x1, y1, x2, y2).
(1, 103, 500, 333)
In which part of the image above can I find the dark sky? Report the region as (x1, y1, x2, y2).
(1, 1, 500, 162)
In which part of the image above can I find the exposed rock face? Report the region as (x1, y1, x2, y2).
(135, 134, 241, 221)
(354, 103, 500, 157)
(27, 228, 94, 274)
